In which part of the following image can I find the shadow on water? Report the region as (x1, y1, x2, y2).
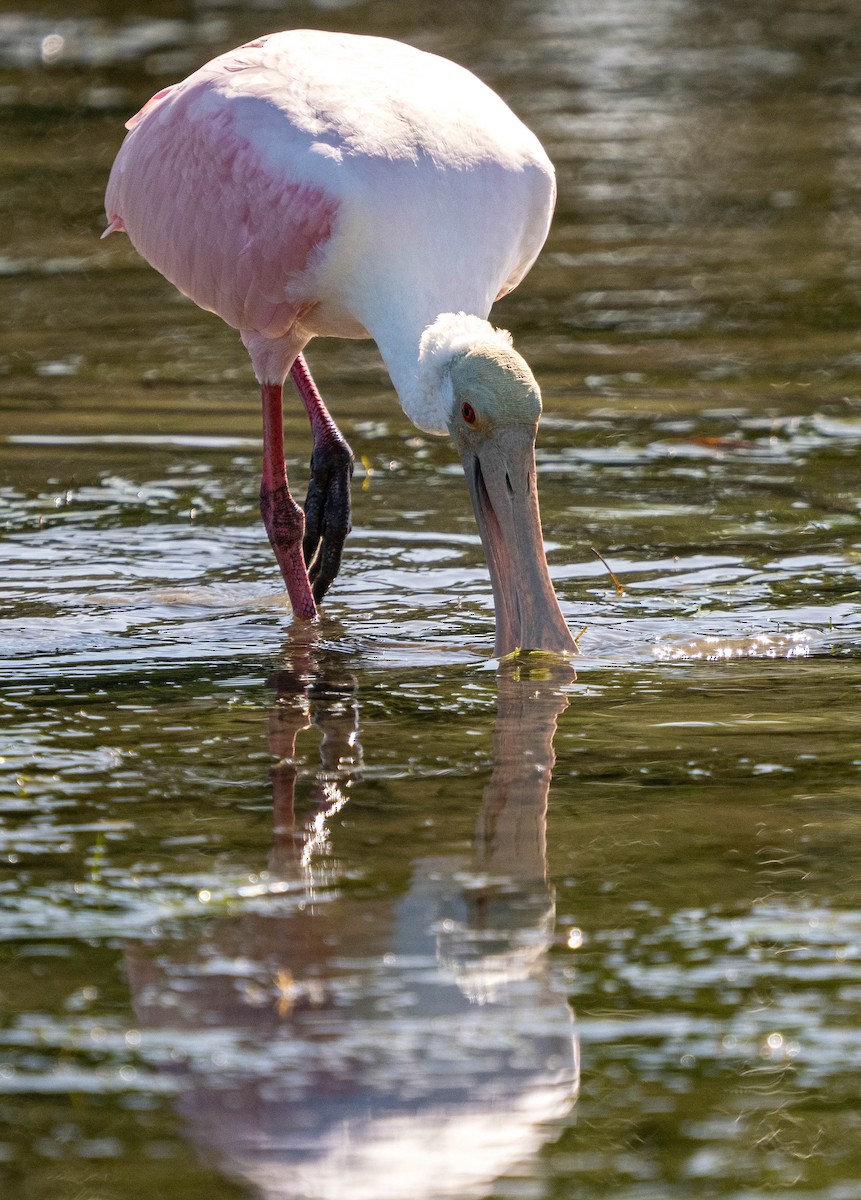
(123, 637, 578, 1200)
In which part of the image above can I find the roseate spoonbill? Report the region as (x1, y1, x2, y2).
(104, 29, 575, 656)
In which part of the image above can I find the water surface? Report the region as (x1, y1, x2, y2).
(2, 2, 861, 1198)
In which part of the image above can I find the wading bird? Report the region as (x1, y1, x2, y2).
(104, 29, 575, 656)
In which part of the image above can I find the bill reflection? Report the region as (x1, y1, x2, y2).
(125, 646, 578, 1200)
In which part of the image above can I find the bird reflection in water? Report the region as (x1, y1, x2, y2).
(125, 640, 578, 1200)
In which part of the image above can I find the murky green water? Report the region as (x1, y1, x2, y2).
(3, 2, 861, 1197)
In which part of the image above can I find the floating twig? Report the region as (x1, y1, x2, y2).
(591, 547, 625, 596)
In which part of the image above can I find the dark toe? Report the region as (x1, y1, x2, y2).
(302, 436, 354, 601)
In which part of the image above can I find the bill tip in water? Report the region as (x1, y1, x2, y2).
(495, 625, 588, 667)
(494, 645, 580, 684)
(496, 645, 577, 665)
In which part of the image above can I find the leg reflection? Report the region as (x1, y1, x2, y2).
(267, 643, 361, 878)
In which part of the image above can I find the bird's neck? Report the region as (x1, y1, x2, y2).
(374, 312, 501, 436)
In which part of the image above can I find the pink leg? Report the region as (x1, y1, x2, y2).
(289, 354, 354, 603)
(260, 381, 317, 620)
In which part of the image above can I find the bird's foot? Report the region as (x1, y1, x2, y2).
(302, 431, 354, 603)
(260, 482, 317, 619)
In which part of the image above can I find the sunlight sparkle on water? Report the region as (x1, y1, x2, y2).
(653, 631, 812, 661)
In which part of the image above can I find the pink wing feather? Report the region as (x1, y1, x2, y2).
(105, 63, 338, 339)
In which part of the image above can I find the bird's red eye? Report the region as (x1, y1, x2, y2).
(461, 402, 476, 424)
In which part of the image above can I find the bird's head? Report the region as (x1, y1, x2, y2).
(420, 315, 576, 659)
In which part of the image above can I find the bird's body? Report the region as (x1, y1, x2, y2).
(105, 29, 575, 656)
(106, 30, 554, 428)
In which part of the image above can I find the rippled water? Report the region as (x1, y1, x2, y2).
(3, 2, 861, 1198)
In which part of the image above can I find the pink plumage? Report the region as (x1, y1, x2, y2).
(105, 29, 553, 409)
(104, 29, 576, 656)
